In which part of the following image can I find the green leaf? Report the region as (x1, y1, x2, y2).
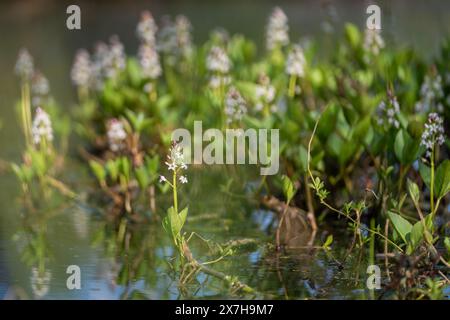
(323, 234, 333, 249)
(407, 178, 420, 205)
(394, 129, 420, 165)
(282, 175, 295, 203)
(419, 162, 431, 190)
(387, 211, 412, 244)
(89, 160, 106, 183)
(409, 221, 424, 251)
(134, 166, 149, 189)
(435, 160, 450, 199)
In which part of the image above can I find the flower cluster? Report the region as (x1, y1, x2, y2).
(91, 36, 126, 89)
(31, 107, 53, 146)
(138, 43, 162, 80)
(157, 15, 178, 63)
(286, 45, 306, 78)
(254, 73, 276, 113)
(106, 118, 127, 152)
(15, 48, 34, 80)
(266, 7, 289, 51)
(175, 15, 193, 59)
(160, 142, 188, 185)
(415, 74, 444, 114)
(420, 113, 445, 158)
(71, 49, 92, 88)
(376, 93, 400, 129)
(363, 29, 384, 55)
(31, 71, 50, 108)
(225, 87, 247, 124)
(136, 10, 158, 46)
(206, 46, 231, 89)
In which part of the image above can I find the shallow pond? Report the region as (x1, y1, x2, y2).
(1, 0, 450, 300)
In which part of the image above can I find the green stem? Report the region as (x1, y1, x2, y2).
(288, 75, 296, 98)
(173, 171, 178, 214)
(430, 144, 435, 215)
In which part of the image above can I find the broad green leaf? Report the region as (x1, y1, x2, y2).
(435, 160, 450, 199)
(89, 160, 106, 183)
(407, 178, 420, 205)
(323, 234, 333, 249)
(409, 221, 424, 250)
(387, 211, 412, 244)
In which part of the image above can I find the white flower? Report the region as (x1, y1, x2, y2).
(363, 29, 384, 55)
(175, 15, 193, 58)
(286, 45, 306, 78)
(15, 48, 34, 80)
(376, 93, 400, 129)
(254, 73, 276, 112)
(138, 43, 162, 79)
(105, 36, 126, 79)
(209, 75, 231, 89)
(106, 118, 127, 152)
(420, 113, 445, 157)
(136, 11, 158, 46)
(206, 46, 231, 74)
(225, 87, 247, 124)
(31, 107, 53, 146)
(71, 49, 92, 87)
(157, 16, 178, 56)
(415, 74, 444, 114)
(159, 175, 167, 183)
(179, 176, 188, 184)
(31, 71, 50, 108)
(266, 7, 289, 50)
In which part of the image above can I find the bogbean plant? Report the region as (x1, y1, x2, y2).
(71, 8, 449, 297)
(8, 6, 449, 298)
(12, 49, 71, 200)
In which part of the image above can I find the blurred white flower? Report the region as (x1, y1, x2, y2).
(254, 73, 276, 112)
(415, 74, 444, 114)
(107, 118, 127, 152)
(225, 87, 247, 124)
(31, 71, 50, 108)
(138, 43, 162, 79)
(175, 15, 193, 59)
(31, 107, 53, 146)
(15, 48, 34, 80)
(71, 49, 92, 87)
(206, 46, 231, 74)
(376, 93, 400, 129)
(266, 7, 289, 50)
(363, 29, 384, 55)
(179, 175, 188, 184)
(286, 45, 306, 78)
(136, 10, 158, 46)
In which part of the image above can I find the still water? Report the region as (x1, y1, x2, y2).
(1, 0, 450, 299)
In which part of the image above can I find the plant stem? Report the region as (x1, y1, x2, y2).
(430, 144, 435, 215)
(173, 171, 178, 214)
(288, 75, 296, 98)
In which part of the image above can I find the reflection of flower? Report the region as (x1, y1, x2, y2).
(136, 11, 158, 46)
(421, 113, 445, 158)
(107, 119, 127, 152)
(376, 93, 400, 129)
(225, 87, 247, 124)
(363, 29, 384, 55)
(31, 107, 53, 146)
(71, 49, 92, 87)
(30, 267, 51, 299)
(286, 45, 306, 78)
(415, 74, 444, 114)
(266, 7, 289, 50)
(15, 48, 34, 80)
